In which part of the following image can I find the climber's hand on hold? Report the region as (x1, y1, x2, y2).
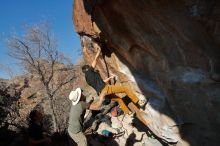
(97, 46, 101, 54)
(93, 43, 101, 51)
(93, 43, 98, 48)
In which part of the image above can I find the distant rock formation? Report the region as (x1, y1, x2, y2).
(0, 62, 89, 133)
(73, 0, 220, 145)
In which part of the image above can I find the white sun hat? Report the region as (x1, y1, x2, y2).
(69, 88, 82, 105)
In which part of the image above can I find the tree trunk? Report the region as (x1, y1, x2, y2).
(49, 97, 59, 132)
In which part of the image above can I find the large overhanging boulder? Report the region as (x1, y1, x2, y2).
(73, 0, 220, 145)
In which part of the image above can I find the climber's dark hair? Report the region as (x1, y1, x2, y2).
(82, 65, 92, 73)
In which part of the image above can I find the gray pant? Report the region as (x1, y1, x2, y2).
(68, 130, 87, 146)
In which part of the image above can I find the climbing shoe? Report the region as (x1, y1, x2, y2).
(138, 100, 146, 108)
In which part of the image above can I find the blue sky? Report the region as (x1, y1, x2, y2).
(0, 0, 81, 79)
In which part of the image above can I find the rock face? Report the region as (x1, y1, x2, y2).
(73, 0, 220, 146)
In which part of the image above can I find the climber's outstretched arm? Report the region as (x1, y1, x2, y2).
(91, 44, 101, 69)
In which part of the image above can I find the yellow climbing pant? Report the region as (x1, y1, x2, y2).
(101, 85, 139, 114)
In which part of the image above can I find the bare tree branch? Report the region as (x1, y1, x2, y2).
(6, 22, 76, 131)
(0, 64, 14, 78)
(52, 75, 76, 96)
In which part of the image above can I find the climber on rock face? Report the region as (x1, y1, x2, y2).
(81, 43, 145, 114)
(68, 87, 105, 146)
